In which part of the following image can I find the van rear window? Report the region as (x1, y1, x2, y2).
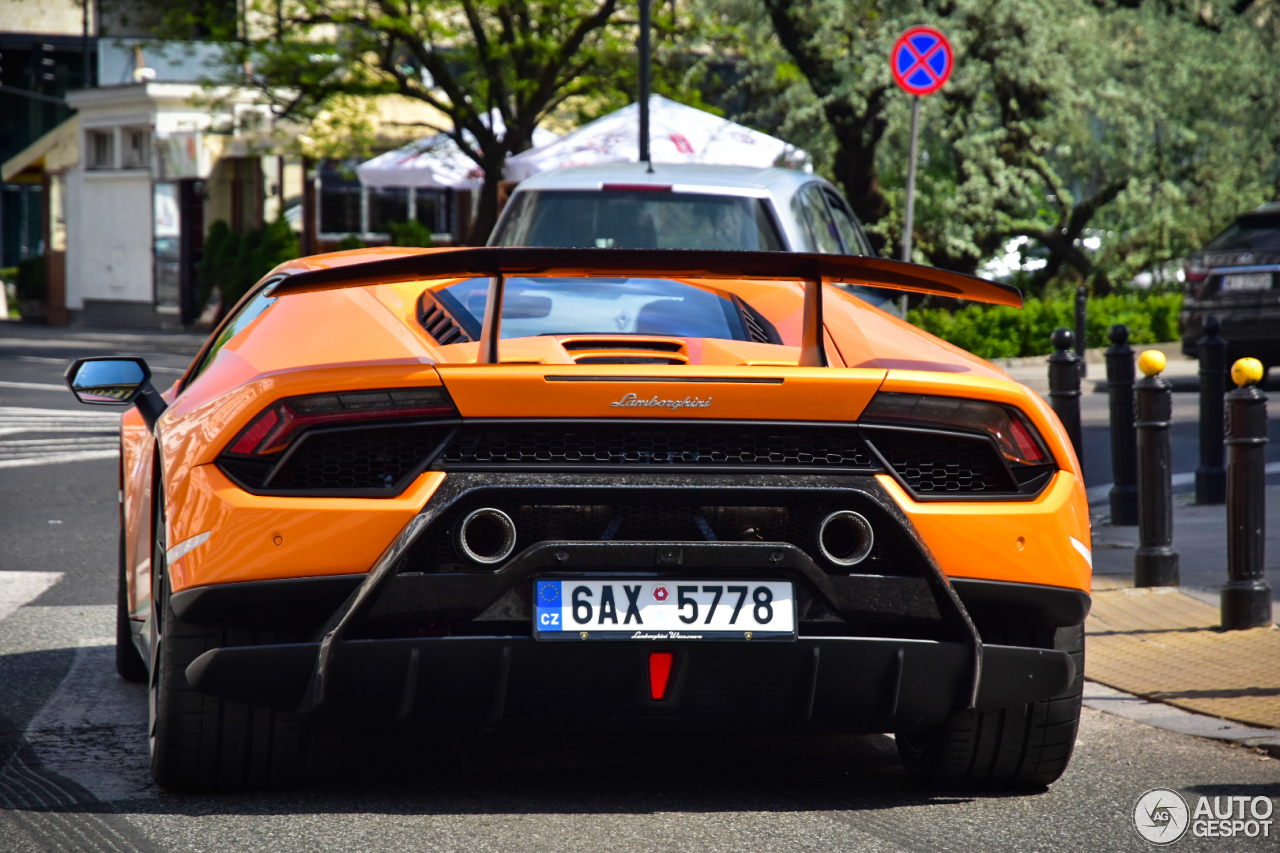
(492, 190, 784, 252)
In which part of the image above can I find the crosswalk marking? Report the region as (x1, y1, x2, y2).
(0, 406, 120, 469)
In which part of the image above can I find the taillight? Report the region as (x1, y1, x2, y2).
(1183, 256, 1208, 283)
(223, 386, 456, 458)
(861, 393, 1049, 466)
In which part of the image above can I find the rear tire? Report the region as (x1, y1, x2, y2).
(148, 501, 307, 792)
(896, 624, 1084, 790)
(116, 527, 148, 683)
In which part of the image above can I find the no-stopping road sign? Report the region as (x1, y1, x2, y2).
(891, 26, 953, 96)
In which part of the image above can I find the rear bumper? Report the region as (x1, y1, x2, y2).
(186, 634, 1073, 733)
(172, 472, 1085, 732)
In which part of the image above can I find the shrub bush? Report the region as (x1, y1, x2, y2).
(387, 219, 435, 248)
(15, 256, 47, 301)
(909, 292, 1183, 359)
(197, 218, 299, 315)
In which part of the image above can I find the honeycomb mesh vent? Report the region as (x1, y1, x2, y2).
(269, 426, 446, 491)
(865, 430, 1012, 493)
(438, 425, 878, 469)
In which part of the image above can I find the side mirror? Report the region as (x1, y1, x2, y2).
(65, 357, 167, 429)
(65, 357, 150, 404)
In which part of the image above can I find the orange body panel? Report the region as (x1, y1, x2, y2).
(165, 467, 445, 593)
(117, 247, 1090, 611)
(878, 473, 1091, 593)
(435, 364, 887, 421)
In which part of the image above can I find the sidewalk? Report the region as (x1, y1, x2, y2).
(1086, 486, 1280, 739)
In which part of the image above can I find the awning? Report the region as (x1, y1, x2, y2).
(2, 116, 79, 184)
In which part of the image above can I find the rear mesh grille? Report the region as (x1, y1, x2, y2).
(437, 425, 878, 470)
(863, 430, 1013, 493)
(219, 424, 451, 494)
(271, 426, 446, 491)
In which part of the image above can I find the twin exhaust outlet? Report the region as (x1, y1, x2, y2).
(454, 507, 875, 569)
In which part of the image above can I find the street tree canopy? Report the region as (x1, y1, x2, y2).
(701, 0, 1280, 294)
(203, 0, 634, 243)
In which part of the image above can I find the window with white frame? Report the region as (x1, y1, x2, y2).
(122, 128, 151, 169)
(87, 130, 115, 169)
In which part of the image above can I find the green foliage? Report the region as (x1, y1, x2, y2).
(334, 234, 367, 251)
(196, 219, 299, 312)
(386, 220, 435, 248)
(700, 0, 1280, 292)
(190, 0, 649, 242)
(909, 293, 1184, 360)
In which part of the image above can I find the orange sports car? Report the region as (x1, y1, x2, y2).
(66, 247, 1090, 792)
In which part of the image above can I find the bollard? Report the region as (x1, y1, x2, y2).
(1196, 316, 1227, 505)
(1134, 350, 1179, 587)
(1075, 285, 1088, 378)
(1221, 357, 1272, 630)
(1048, 328, 1083, 466)
(1105, 324, 1138, 525)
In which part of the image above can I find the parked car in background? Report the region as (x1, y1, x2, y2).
(1181, 201, 1280, 369)
(489, 164, 897, 308)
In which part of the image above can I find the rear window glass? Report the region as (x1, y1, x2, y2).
(1205, 214, 1280, 251)
(436, 276, 747, 341)
(492, 190, 784, 252)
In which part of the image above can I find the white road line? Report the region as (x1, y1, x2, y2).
(0, 380, 69, 391)
(0, 572, 63, 623)
(2, 644, 152, 804)
(0, 450, 118, 469)
(0, 437, 118, 448)
(0, 405, 120, 417)
(0, 406, 121, 468)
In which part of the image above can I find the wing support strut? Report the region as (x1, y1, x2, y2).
(476, 273, 505, 365)
(798, 278, 827, 368)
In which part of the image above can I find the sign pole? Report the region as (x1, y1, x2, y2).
(638, 0, 652, 169)
(890, 25, 952, 320)
(900, 94, 921, 317)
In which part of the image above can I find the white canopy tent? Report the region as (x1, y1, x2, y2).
(356, 133, 486, 190)
(505, 95, 808, 181)
(356, 118, 559, 190)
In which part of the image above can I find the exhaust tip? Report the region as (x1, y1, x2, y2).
(455, 508, 517, 565)
(817, 510, 874, 567)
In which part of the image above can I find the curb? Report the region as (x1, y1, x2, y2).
(1084, 680, 1280, 758)
(1085, 462, 1280, 506)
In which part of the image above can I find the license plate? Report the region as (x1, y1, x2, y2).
(1221, 273, 1272, 292)
(533, 579, 796, 641)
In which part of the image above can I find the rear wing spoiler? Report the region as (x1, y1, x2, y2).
(274, 248, 1021, 368)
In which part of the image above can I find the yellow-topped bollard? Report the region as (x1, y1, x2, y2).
(1137, 349, 1166, 377)
(1231, 357, 1264, 388)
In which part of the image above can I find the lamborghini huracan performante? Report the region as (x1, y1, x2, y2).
(67, 247, 1090, 792)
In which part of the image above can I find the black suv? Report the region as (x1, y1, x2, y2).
(1181, 202, 1280, 368)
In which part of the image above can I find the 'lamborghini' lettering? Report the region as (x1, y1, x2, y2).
(610, 393, 712, 410)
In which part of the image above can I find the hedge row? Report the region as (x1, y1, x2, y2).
(908, 292, 1183, 360)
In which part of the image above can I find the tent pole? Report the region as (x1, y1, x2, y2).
(639, 0, 652, 170)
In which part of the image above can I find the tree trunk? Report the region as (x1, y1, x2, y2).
(466, 160, 507, 246)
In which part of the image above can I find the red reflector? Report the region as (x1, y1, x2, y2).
(601, 183, 672, 192)
(649, 651, 674, 701)
(229, 408, 279, 454)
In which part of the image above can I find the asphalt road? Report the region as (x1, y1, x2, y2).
(1, 324, 1278, 852)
